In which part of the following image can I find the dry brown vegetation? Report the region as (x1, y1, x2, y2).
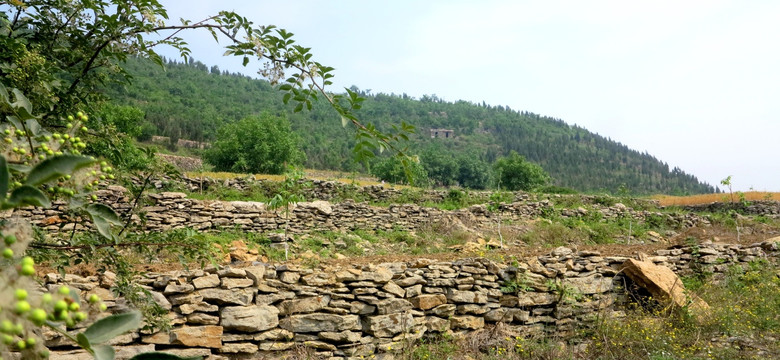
(654, 191, 780, 206)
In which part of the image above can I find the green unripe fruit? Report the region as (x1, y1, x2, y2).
(13, 323, 22, 335)
(14, 289, 27, 301)
(4, 234, 16, 245)
(53, 133, 61, 139)
(67, 115, 74, 121)
(1, 334, 13, 345)
(41, 293, 52, 304)
(2, 248, 13, 259)
(90, 170, 97, 176)
(38, 155, 46, 160)
(58, 139, 65, 145)
(73, 312, 87, 322)
(68, 302, 80, 312)
(65, 318, 75, 328)
(66, 123, 73, 129)
(68, 137, 75, 143)
(100, 161, 107, 167)
(108, 174, 115, 180)
(15, 300, 31, 314)
(44, 135, 51, 141)
(46, 149, 54, 155)
(16, 339, 26, 349)
(40, 349, 50, 358)
(103, 167, 112, 172)
(3, 129, 9, 135)
(63, 134, 70, 140)
(4, 138, 11, 143)
(12, 147, 18, 152)
(64, 174, 71, 180)
(29, 309, 47, 325)
(54, 300, 67, 312)
(58, 286, 70, 296)
(26, 337, 35, 346)
(99, 303, 107, 311)
(55, 151, 63, 156)
(18, 149, 25, 155)
(0, 320, 13, 333)
(100, 175, 106, 180)
(55, 310, 68, 321)
(81, 126, 88, 132)
(88, 294, 100, 303)
(76, 111, 83, 118)
(91, 195, 98, 201)
(21, 256, 33, 266)
(20, 264, 35, 276)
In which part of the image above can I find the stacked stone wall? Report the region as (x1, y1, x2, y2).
(41, 240, 780, 359)
(9, 188, 710, 237)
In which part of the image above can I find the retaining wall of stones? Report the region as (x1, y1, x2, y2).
(42, 240, 780, 360)
(10, 189, 709, 237)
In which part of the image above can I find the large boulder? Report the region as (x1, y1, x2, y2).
(621, 259, 710, 321)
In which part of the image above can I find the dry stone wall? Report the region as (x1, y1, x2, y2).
(10, 187, 710, 237)
(41, 240, 780, 360)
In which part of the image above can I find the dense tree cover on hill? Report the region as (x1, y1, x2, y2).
(104, 57, 714, 195)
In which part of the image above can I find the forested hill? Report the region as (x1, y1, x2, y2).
(104, 57, 714, 195)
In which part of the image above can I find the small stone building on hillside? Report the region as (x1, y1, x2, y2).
(430, 128, 454, 139)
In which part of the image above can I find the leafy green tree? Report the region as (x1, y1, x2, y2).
(420, 147, 458, 187)
(493, 151, 550, 191)
(95, 104, 146, 139)
(204, 113, 304, 174)
(371, 155, 428, 186)
(456, 154, 491, 190)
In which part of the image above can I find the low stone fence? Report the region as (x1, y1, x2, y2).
(683, 200, 780, 216)
(11, 189, 710, 237)
(42, 240, 779, 359)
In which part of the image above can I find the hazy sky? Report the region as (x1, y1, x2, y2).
(156, 1, 780, 192)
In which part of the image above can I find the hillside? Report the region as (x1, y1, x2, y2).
(103, 57, 714, 195)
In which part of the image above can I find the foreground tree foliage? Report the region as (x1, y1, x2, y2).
(0, 0, 412, 164)
(204, 113, 304, 174)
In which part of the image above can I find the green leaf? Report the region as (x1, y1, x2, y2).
(25, 118, 42, 137)
(86, 204, 123, 225)
(91, 215, 114, 241)
(4, 186, 50, 208)
(128, 352, 202, 360)
(10, 88, 32, 114)
(25, 155, 95, 186)
(93, 345, 116, 360)
(76, 333, 92, 350)
(83, 311, 142, 345)
(7, 163, 31, 174)
(0, 157, 8, 203)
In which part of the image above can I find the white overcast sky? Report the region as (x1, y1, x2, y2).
(155, 0, 780, 192)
